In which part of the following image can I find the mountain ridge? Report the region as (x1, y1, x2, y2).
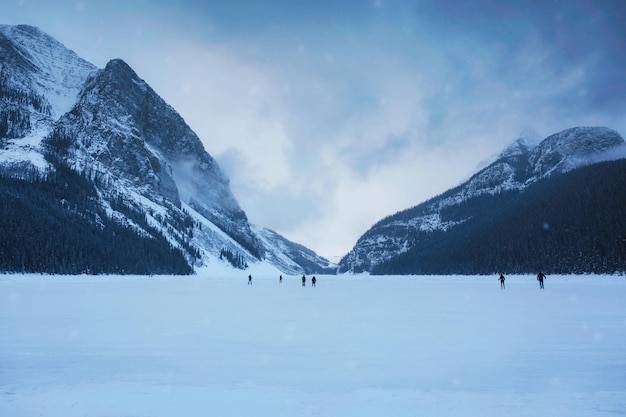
(0, 24, 333, 275)
(338, 126, 626, 274)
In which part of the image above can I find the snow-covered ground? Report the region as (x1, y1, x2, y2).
(1, 273, 625, 416)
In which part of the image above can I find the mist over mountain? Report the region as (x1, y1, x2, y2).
(0, 24, 333, 275)
(338, 127, 626, 275)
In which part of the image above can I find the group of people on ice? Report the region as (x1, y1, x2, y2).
(498, 271, 547, 289)
(251, 272, 547, 289)
(300, 275, 316, 286)
(247, 274, 317, 286)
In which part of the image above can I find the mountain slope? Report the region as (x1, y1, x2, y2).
(253, 226, 337, 275)
(338, 127, 626, 275)
(45, 58, 264, 261)
(0, 24, 96, 171)
(0, 24, 330, 275)
(0, 24, 96, 121)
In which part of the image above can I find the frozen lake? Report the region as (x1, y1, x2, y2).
(1, 273, 625, 416)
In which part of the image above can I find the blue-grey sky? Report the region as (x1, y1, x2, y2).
(4, 0, 626, 258)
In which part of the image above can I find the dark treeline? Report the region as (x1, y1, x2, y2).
(219, 248, 248, 269)
(373, 159, 626, 275)
(0, 165, 193, 275)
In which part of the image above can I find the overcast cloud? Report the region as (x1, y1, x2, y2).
(3, 0, 626, 258)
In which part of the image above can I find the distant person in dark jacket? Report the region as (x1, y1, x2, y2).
(279, 275, 282, 283)
(248, 274, 252, 285)
(537, 271, 546, 289)
(302, 275, 306, 287)
(312, 276, 316, 287)
(498, 273, 505, 289)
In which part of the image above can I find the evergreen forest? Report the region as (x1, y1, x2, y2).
(372, 159, 626, 275)
(0, 165, 193, 275)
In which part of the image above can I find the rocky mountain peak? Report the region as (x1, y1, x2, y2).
(0, 24, 96, 120)
(529, 126, 624, 177)
(88, 58, 245, 217)
(498, 138, 531, 160)
(46, 51, 265, 260)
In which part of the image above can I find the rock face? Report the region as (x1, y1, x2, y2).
(0, 24, 333, 274)
(0, 24, 96, 170)
(338, 127, 626, 274)
(0, 24, 96, 122)
(46, 58, 263, 259)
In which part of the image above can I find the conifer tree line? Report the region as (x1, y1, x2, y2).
(0, 164, 193, 275)
(219, 248, 248, 269)
(372, 159, 626, 275)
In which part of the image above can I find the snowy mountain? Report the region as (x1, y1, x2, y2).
(0, 24, 332, 275)
(253, 226, 336, 275)
(0, 25, 96, 170)
(338, 127, 626, 275)
(46, 58, 264, 263)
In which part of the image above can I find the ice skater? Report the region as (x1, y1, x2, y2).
(248, 274, 252, 285)
(279, 275, 283, 283)
(537, 271, 546, 289)
(312, 276, 316, 287)
(498, 273, 505, 289)
(302, 275, 306, 287)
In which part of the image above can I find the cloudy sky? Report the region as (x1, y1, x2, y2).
(3, 0, 626, 259)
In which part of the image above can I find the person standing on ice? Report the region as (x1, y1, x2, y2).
(312, 276, 316, 287)
(279, 275, 282, 283)
(248, 274, 252, 285)
(537, 271, 546, 289)
(498, 273, 505, 289)
(302, 275, 306, 287)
